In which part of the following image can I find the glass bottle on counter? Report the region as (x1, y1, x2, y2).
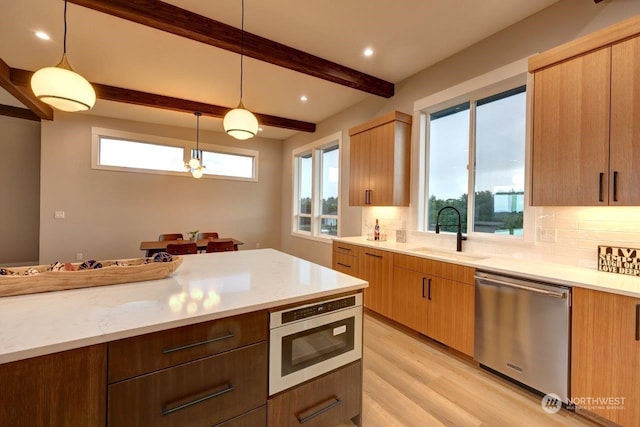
(374, 219, 380, 240)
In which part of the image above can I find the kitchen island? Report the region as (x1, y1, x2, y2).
(0, 249, 368, 427)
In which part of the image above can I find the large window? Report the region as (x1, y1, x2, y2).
(424, 85, 526, 237)
(92, 127, 258, 181)
(293, 133, 341, 239)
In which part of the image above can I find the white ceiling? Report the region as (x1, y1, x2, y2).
(0, 0, 560, 139)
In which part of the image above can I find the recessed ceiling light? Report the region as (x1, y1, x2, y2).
(300, 95, 308, 102)
(258, 127, 263, 132)
(363, 47, 374, 57)
(35, 31, 50, 41)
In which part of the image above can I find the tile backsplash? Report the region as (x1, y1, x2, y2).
(361, 206, 640, 269)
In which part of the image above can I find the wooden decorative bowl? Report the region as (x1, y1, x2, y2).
(0, 256, 183, 298)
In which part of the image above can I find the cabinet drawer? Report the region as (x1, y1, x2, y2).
(108, 342, 267, 427)
(333, 241, 360, 255)
(109, 311, 267, 382)
(216, 405, 266, 427)
(267, 361, 361, 427)
(333, 252, 358, 275)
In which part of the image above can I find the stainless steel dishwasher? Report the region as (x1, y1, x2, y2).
(474, 270, 571, 403)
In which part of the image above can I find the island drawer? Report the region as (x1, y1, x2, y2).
(216, 405, 266, 426)
(108, 311, 267, 383)
(108, 342, 267, 427)
(267, 360, 361, 427)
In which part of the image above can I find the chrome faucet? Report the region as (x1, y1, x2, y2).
(435, 206, 467, 252)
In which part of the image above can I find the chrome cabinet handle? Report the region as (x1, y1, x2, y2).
(161, 383, 234, 415)
(162, 332, 235, 354)
(336, 246, 352, 251)
(613, 171, 619, 202)
(422, 277, 426, 298)
(427, 278, 432, 300)
(336, 262, 351, 268)
(296, 396, 342, 424)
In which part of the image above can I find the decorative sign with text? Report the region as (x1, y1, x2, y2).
(598, 246, 640, 277)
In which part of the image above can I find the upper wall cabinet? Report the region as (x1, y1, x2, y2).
(348, 111, 412, 206)
(529, 16, 640, 206)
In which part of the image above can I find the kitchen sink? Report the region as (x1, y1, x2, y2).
(408, 247, 488, 262)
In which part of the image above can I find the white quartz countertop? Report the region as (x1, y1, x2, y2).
(0, 249, 367, 364)
(335, 236, 640, 299)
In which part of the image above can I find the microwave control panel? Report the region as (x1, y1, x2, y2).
(282, 296, 356, 324)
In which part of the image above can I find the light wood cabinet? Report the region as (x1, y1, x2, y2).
(332, 241, 360, 276)
(348, 111, 412, 206)
(571, 288, 640, 426)
(392, 253, 474, 356)
(0, 344, 107, 427)
(529, 21, 640, 206)
(358, 246, 393, 318)
(268, 361, 362, 427)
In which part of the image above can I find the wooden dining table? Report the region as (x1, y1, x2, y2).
(139, 238, 244, 257)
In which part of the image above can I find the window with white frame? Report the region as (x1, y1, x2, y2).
(92, 127, 258, 181)
(422, 82, 526, 237)
(293, 133, 341, 239)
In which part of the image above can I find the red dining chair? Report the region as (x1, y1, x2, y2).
(198, 232, 219, 240)
(159, 233, 183, 241)
(166, 243, 198, 255)
(206, 240, 236, 253)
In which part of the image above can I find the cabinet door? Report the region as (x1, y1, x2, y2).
(0, 344, 106, 427)
(425, 278, 474, 356)
(358, 247, 393, 318)
(392, 267, 429, 334)
(572, 288, 640, 426)
(610, 35, 640, 205)
(349, 132, 370, 206)
(531, 47, 611, 206)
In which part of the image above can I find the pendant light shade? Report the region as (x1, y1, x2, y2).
(223, 0, 258, 140)
(31, 54, 96, 112)
(30, 0, 95, 112)
(224, 101, 259, 140)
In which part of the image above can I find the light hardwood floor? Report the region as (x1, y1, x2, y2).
(358, 313, 600, 427)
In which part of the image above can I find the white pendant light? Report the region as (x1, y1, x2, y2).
(30, 0, 96, 112)
(223, 0, 259, 140)
(187, 112, 206, 179)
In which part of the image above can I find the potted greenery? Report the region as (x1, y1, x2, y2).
(188, 229, 199, 242)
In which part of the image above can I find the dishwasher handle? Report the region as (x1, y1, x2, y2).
(476, 276, 567, 299)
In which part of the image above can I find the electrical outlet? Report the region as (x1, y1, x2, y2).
(537, 228, 556, 243)
(76, 252, 83, 261)
(54, 211, 65, 219)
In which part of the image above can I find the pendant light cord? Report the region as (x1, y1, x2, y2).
(195, 111, 201, 160)
(63, 0, 68, 54)
(239, 0, 245, 101)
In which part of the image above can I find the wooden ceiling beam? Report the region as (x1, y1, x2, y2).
(0, 57, 53, 120)
(11, 68, 316, 133)
(0, 104, 41, 122)
(66, 0, 395, 98)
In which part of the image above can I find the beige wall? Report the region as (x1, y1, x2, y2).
(39, 113, 282, 264)
(280, 0, 640, 267)
(0, 116, 40, 265)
